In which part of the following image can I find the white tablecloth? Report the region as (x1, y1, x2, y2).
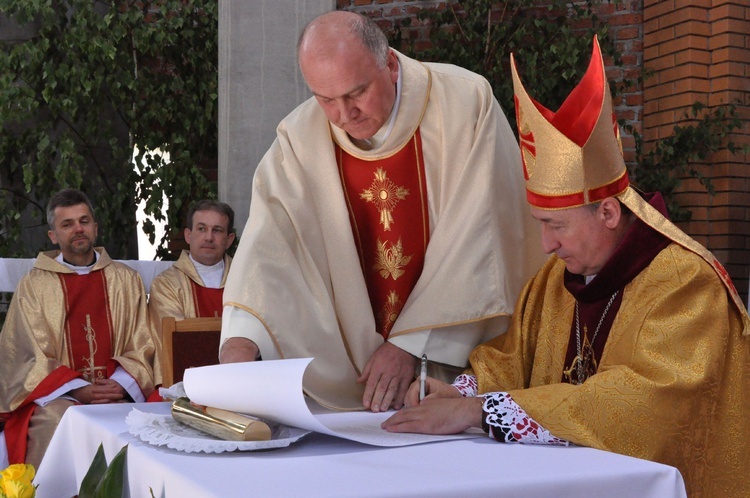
(35, 403, 687, 498)
(0, 258, 172, 293)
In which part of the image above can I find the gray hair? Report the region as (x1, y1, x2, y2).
(46, 189, 95, 229)
(298, 12, 389, 68)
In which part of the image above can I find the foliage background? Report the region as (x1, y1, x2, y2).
(0, 0, 218, 259)
(388, 0, 743, 221)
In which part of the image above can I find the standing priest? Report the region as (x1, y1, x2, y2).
(219, 11, 543, 412)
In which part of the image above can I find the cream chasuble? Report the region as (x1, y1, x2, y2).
(224, 50, 545, 409)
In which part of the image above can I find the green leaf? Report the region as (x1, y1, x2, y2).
(78, 444, 108, 498)
(93, 444, 128, 498)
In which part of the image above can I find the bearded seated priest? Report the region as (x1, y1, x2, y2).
(382, 37, 750, 498)
(0, 189, 155, 468)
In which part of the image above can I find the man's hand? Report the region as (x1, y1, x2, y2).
(69, 379, 126, 404)
(357, 342, 416, 412)
(381, 396, 484, 435)
(219, 337, 260, 363)
(402, 377, 462, 408)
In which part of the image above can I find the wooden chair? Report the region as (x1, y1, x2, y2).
(161, 316, 222, 387)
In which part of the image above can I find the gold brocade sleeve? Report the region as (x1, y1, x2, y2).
(148, 265, 195, 387)
(103, 262, 156, 397)
(469, 245, 750, 497)
(147, 251, 231, 387)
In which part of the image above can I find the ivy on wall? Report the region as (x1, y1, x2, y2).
(0, 0, 218, 259)
(392, 0, 621, 126)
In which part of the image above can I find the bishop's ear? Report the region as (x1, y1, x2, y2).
(598, 197, 622, 229)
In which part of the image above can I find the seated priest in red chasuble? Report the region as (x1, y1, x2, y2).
(383, 37, 750, 497)
(219, 10, 545, 413)
(0, 189, 155, 468)
(149, 199, 235, 387)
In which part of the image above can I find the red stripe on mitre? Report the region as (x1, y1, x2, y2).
(588, 171, 630, 203)
(549, 38, 605, 147)
(526, 172, 629, 210)
(526, 189, 585, 209)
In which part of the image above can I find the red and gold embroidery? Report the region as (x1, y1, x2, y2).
(359, 168, 409, 231)
(379, 291, 401, 336)
(338, 130, 429, 338)
(60, 271, 113, 380)
(374, 238, 412, 280)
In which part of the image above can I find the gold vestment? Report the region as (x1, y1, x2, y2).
(0, 248, 155, 412)
(148, 250, 232, 385)
(470, 247, 750, 497)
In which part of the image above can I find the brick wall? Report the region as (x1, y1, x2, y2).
(644, 0, 750, 301)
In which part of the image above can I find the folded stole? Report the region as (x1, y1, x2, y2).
(337, 130, 430, 338)
(59, 271, 114, 381)
(190, 281, 224, 317)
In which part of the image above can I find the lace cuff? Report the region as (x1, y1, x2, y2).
(451, 374, 478, 397)
(482, 392, 568, 446)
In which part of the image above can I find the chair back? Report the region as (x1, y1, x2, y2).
(161, 316, 222, 387)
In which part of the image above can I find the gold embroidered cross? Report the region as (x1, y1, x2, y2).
(360, 168, 409, 231)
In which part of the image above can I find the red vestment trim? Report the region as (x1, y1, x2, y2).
(337, 130, 430, 339)
(5, 366, 81, 463)
(59, 271, 114, 381)
(190, 281, 224, 317)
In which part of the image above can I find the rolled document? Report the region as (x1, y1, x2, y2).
(171, 396, 272, 441)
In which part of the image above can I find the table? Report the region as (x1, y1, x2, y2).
(34, 403, 687, 498)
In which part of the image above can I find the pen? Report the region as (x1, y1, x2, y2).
(419, 354, 427, 402)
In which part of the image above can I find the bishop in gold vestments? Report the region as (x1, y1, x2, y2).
(383, 37, 750, 497)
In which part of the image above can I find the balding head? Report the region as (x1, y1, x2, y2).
(297, 11, 399, 141)
(298, 11, 389, 68)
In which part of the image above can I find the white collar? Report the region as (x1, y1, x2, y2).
(56, 251, 100, 275)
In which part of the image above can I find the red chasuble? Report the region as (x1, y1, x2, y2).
(337, 130, 430, 339)
(59, 272, 114, 381)
(190, 281, 224, 317)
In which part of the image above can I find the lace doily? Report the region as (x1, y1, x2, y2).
(159, 382, 187, 400)
(126, 408, 311, 453)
